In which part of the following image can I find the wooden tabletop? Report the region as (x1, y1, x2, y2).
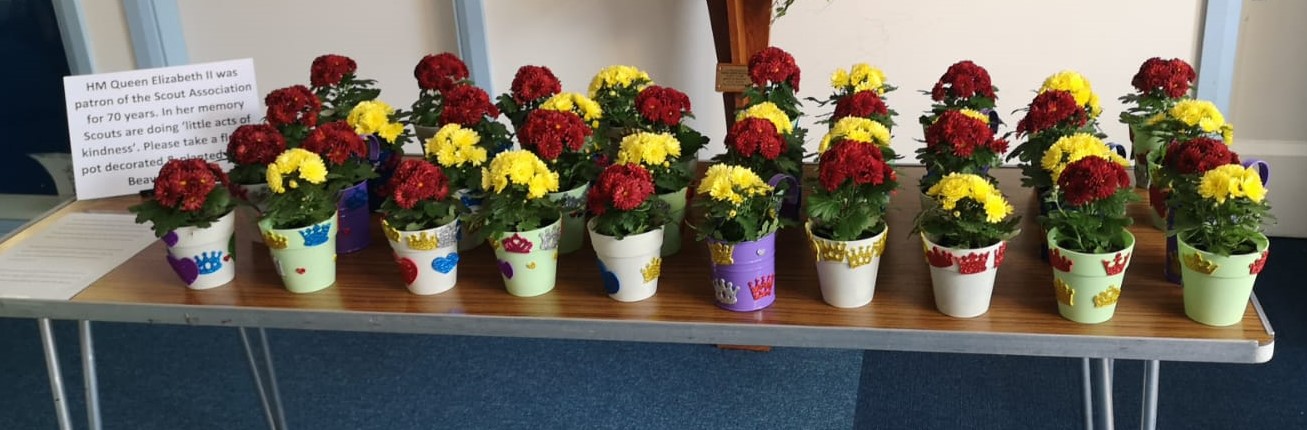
(2, 167, 1274, 363)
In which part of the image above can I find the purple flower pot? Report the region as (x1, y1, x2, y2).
(336, 181, 372, 254)
(366, 136, 400, 212)
(708, 232, 778, 312)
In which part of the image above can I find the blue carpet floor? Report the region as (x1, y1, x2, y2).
(1, 238, 1303, 429)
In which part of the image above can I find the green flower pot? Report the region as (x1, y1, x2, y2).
(258, 213, 338, 294)
(491, 219, 562, 297)
(1179, 234, 1270, 327)
(657, 187, 688, 257)
(547, 183, 589, 254)
(1047, 229, 1136, 324)
(1130, 124, 1162, 189)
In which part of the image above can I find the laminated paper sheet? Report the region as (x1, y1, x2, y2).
(0, 213, 155, 300)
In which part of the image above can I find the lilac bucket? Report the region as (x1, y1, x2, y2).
(336, 181, 372, 254)
(708, 232, 778, 312)
(365, 135, 400, 212)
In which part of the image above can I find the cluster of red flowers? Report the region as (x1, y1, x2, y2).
(587, 164, 654, 216)
(387, 159, 450, 209)
(227, 124, 286, 165)
(414, 53, 469, 92)
(1131, 57, 1196, 99)
(1016, 90, 1088, 135)
(925, 110, 1008, 157)
(930, 60, 996, 102)
(747, 47, 801, 91)
(265, 85, 320, 128)
(817, 140, 894, 192)
(1057, 156, 1131, 206)
(309, 54, 357, 88)
(300, 121, 366, 165)
(439, 84, 500, 127)
(726, 118, 784, 160)
(635, 85, 691, 127)
(510, 65, 561, 104)
(153, 158, 228, 212)
(519, 110, 591, 160)
(832, 90, 888, 121)
(1163, 137, 1239, 175)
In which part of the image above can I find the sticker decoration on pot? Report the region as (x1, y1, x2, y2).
(195, 251, 224, 275)
(1101, 252, 1130, 276)
(993, 242, 1008, 268)
(873, 233, 888, 257)
(846, 246, 875, 269)
(431, 253, 459, 274)
(1054, 278, 1074, 306)
(1249, 250, 1269, 275)
(709, 242, 735, 265)
(526, 262, 537, 270)
(811, 238, 846, 263)
(497, 260, 514, 279)
(956, 252, 990, 275)
(162, 231, 179, 247)
(397, 257, 418, 284)
(713, 278, 739, 305)
(381, 221, 400, 242)
(263, 232, 289, 250)
(405, 232, 439, 251)
(436, 225, 458, 248)
(502, 234, 533, 254)
(925, 246, 953, 268)
(295, 267, 306, 274)
(538, 224, 561, 251)
(641, 258, 662, 283)
(1050, 249, 1074, 272)
(1182, 252, 1218, 275)
(167, 254, 200, 285)
(597, 259, 620, 294)
(1093, 285, 1121, 308)
(748, 275, 775, 300)
(300, 224, 332, 247)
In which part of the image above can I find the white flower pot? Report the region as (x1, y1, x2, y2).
(162, 211, 236, 290)
(384, 219, 460, 295)
(588, 222, 664, 302)
(808, 223, 888, 308)
(922, 234, 1007, 318)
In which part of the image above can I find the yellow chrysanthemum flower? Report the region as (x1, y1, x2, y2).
(588, 65, 652, 98)
(266, 148, 327, 194)
(1221, 124, 1235, 145)
(481, 150, 559, 199)
(830, 68, 850, 89)
(425, 124, 487, 168)
(1040, 133, 1128, 182)
(697, 164, 772, 207)
(1040, 70, 1102, 118)
(347, 100, 404, 143)
(959, 109, 990, 124)
(926, 173, 1011, 223)
(819, 116, 891, 152)
(541, 92, 603, 125)
(737, 102, 794, 135)
(615, 132, 681, 167)
(1169, 99, 1227, 133)
(849, 63, 887, 94)
(1199, 164, 1266, 204)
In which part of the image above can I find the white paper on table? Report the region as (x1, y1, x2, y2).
(0, 213, 156, 300)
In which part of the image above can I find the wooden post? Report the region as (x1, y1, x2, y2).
(707, 0, 772, 128)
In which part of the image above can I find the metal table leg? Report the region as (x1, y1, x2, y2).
(1082, 358, 1094, 430)
(38, 318, 73, 430)
(1141, 360, 1160, 430)
(1094, 358, 1115, 430)
(240, 327, 288, 430)
(80, 320, 103, 430)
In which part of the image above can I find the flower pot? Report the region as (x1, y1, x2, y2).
(383, 219, 460, 295)
(491, 219, 562, 297)
(1130, 125, 1162, 189)
(1179, 234, 1270, 327)
(588, 223, 664, 302)
(918, 190, 937, 211)
(1047, 228, 1136, 324)
(808, 223, 887, 308)
(365, 136, 401, 212)
(454, 188, 488, 251)
(336, 181, 372, 254)
(657, 187, 688, 257)
(922, 234, 1007, 318)
(708, 232, 778, 312)
(162, 210, 236, 290)
(414, 124, 438, 142)
(234, 182, 272, 212)
(258, 213, 338, 294)
(547, 183, 589, 254)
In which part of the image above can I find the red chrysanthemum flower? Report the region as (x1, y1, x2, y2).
(1131, 57, 1196, 99)
(519, 110, 591, 161)
(1057, 156, 1131, 206)
(226, 124, 286, 165)
(818, 139, 890, 192)
(635, 85, 692, 128)
(588, 163, 654, 216)
(1016, 90, 1088, 135)
(310, 54, 357, 88)
(726, 117, 783, 160)
(387, 159, 450, 209)
(153, 158, 227, 212)
(832, 90, 888, 121)
(265, 85, 320, 128)
(747, 46, 801, 91)
(930, 60, 996, 102)
(414, 53, 469, 92)
(925, 110, 1003, 157)
(1163, 137, 1239, 175)
(511, 65, 562, 104)
(439, 84, 500, 127)
(300, 121, 366, 166)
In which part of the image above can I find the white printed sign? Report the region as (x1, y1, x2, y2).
(63, 58, 261, 199)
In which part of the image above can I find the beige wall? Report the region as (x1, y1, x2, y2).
(81, 0, 134, 73)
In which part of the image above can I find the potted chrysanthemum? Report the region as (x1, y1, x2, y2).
(495, 65, 563, 130)
(517, 96, 602, 254)
(298, 120, 376, 254)
(129, 158, 237, 290)
(1142, 98, 1236, 230)
(379, 159, 459, 295)
(474, 150, 562, 297)
(631, 85, 708, 256)
(424, 123, 491, 251)
(817, 62, 897, 129)
(309, 54, 381, 123)
(589, 64, 653, 148)
(734, 46, 807, 218)
(693, 164, 789, 312)
(586, 163, 670, 302)
(345, 99, 412, 210)
(919, 60, 999, 130)
(915, 109, 1008, 199)
(1119, 57, 1196, 187)
(1008, 89, 1094, 193)
(258, 148, 338, 293)
(409, 52, 470, 139)
(914, 173, 1020, 318)
(614, 132, 690, 256)
(225, 123, 286, 212)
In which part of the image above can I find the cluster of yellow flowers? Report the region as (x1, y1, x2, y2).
(697, 164, 773, 207)
(1040, 133, 1129, 181)
(926, 173, 1013, 223)
(1040, 70, 1103, 118)
(481, 150, 560, 199)
(1198, 164, 1267, 204)
(425, 124, 487, 169)
(818, 116, 891, 152)
(540, 92, 604, 127)
(736, 102, 794, 135)
(266, 148, 328, 194)
(958, 108, 990, 124)
(1164, 99, 1236, 142)
(346, 100, 405, 143)
(830, 63, 888, 94)
(615, 132, 681, 168)
(587, 65, 652, 97)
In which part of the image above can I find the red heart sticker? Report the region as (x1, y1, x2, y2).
(295, 268, 306, 274)
(397, 257, 418, 284)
